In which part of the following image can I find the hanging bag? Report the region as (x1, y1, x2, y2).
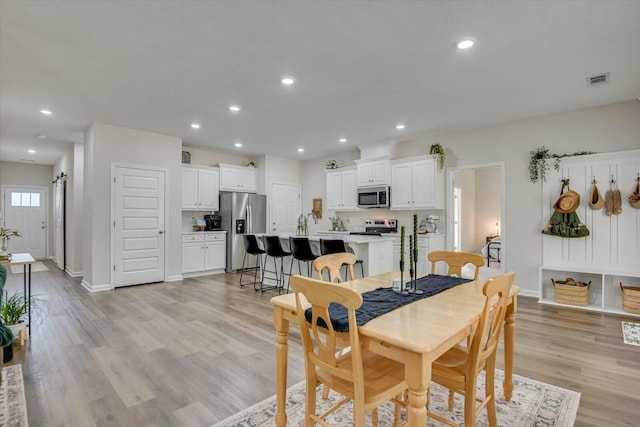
(629, 175, 640, 209)
(589, 178, 604, 210)
(605, 177, 622, 216)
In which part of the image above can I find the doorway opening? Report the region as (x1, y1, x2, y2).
(447, 162, 505, 281)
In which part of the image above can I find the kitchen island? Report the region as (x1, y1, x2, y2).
(252, 232, 394, 278)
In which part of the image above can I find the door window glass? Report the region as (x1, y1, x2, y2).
(10, 192, 41, 207)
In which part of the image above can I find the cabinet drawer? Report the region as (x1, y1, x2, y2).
(183, 234, 205, 243)
(206, 234, 225, 242)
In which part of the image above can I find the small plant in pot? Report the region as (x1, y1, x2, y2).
(1, 290, 45, 361)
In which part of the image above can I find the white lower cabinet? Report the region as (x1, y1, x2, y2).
(182, 233, 226, 276)
(392, 234, 445, 276)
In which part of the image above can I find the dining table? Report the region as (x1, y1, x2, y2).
(270, 271, 520, 427)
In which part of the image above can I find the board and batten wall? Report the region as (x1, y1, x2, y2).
(83, 123, 183, 291)
(542, 150, 640, 270)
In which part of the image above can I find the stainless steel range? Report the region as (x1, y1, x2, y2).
(349, 219, 397, 236)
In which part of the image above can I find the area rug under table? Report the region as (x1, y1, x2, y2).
(9, 261, 48, 274)
(212, 369, 580, 427)
(622, 321, 640, 346)
(0, 364, 28, 427)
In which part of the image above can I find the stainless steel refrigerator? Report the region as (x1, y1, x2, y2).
(220, 192, 267, 272)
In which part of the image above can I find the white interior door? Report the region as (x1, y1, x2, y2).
(113, 166, 165, 287)
(3, 186, 48, 259)
(271, 182, 300, 233)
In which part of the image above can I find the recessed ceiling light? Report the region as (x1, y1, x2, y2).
(28, 149, 36, 154)
(339, 138, 347, 143)
(281, 76, 295, 86)
(37, 133, 47, 139)
(297, 148, 304, 153)
(395, 123, 405, 130)
(456, 37, 476, 50)
(229, 105, 241, 112)
(191, 123, 201, 129)
(40, 109, 52, 115)
(234, 142, 243, 148)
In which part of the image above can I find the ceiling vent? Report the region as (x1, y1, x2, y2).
(587, 73, 609, 87)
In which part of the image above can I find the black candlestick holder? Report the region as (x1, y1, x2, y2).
(408, 249, 423, 294)
(398, 260, 409, 295)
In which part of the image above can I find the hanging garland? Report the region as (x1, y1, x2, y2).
(528, 147, 596, 183)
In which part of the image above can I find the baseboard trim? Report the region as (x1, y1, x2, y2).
(65, 267, 83, 278)
(166, 274, 183, 282)
(81, 280, 113, 292)
(519, 289, 539, 298)
(181, 269, 225, 279)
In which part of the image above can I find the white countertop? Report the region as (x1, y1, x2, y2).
(182, 230, 227, 235)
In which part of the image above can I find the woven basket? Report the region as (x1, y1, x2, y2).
(552, 278, 590, 306)
(620, 283, 640, 314)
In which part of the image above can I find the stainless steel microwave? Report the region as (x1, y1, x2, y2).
(357, 186, 390, 208)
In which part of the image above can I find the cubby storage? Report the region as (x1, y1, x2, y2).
(540, 265, 640, 317)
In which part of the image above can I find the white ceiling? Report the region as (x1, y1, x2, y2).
(1, 1, 639, 165)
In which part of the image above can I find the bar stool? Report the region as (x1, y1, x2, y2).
(319, 238, 365, 280)
(239, 234, 266, 291)
(263, 236, 292, 293)
(289, 237, 319, 280)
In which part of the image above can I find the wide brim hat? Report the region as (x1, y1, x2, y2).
(553, 189, 581, 213)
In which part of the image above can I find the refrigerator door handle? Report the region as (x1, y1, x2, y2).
(247, 205, 252, 233)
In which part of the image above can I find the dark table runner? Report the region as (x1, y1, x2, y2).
(305, 274, 472, 332)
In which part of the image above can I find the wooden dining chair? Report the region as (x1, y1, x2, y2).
(313, 252, 356, 283)
(428, 250, 485, 280)
(427, 271, 515, 427)
(290, 275, 406, 427)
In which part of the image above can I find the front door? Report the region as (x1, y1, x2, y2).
(2, 186, 48, 259)
(113, 166, 165, 287)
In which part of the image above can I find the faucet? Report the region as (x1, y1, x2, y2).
(307, 212, 318, 225)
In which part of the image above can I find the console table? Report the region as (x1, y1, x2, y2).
(7, 253, 36, 337)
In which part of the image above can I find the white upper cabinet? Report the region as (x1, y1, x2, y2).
(219, 164, 257, 193)
(356, 159, 390, 187)
(326, 168, 358, 211)
(182, 165, 219, 211)
(390, 156, 442, 209)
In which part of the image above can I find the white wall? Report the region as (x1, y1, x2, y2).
(455, 169, 477, 252)
(0, 161, 53, 257)
(83, 123, 182, 291)
(474, 167, 501, 248)
(52, 143, 84, 276)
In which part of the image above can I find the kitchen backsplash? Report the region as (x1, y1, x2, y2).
(308, 209, 445, 234)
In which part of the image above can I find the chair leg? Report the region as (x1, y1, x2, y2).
(486, 357, 498, 427)
(239, 251, 248, 286)
(305, 372, 317, 427)
(253, 255, 263, 292)
(464, 375, 477, 426)
(448, 389, 454, 411)
(371, 408, 379, 427)
(322, 385, 330, 399)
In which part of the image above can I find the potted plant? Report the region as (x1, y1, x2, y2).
(0, 290, 45, 357)
(0, 225, 21, 253)
(429, 143, 446, 171)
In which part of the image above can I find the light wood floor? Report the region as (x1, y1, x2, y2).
(4, 261, 639, 426)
